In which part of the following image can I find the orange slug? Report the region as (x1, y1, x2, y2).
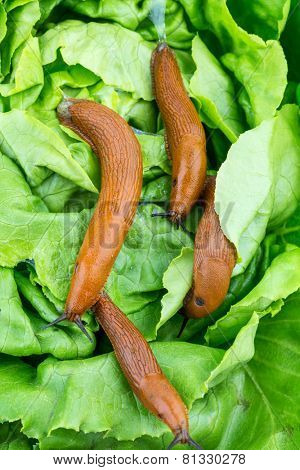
(45, 99, 143, 339)
(93, 292, 201, 450)
(151, 42, 207, 226)
(184, 176, 236, 318)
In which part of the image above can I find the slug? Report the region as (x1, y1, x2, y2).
(151, 42, 207, 226)
(184, 176, 236, 318)
(45, 99, 143, 339)
(93, 292, 202, 450)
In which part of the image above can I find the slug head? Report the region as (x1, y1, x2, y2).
(139, 373, 189, 438)
(184, 257, 232, 319)
(139, 373, 202, 449)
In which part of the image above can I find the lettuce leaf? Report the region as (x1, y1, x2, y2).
(0, 109, 97, 191)
(281, 0, 300, 81)
(0, 36, 44, 110)
(61, 0, 149, 29)
(0, 290, 299, 449)
(206, 248, 300, 346)
(39, 20, 154, 101)
(216, 105, 300, 274)
(227, 0, 290, 40)
(190, 35, 244, 142)
(0, 267, 95, 358)
(0, 343, 223, 442)
(0, 422, 33, 450)
(203, 0, 287, 127)
(0, 0, 40, 78)
(0, 0, 299, 452)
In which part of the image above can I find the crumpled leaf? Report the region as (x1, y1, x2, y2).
(190, 35, 244, 142)
(281, 0, 300, 82)
(216, 105, 300, 274)
(39, 20, 154, 101)
(159, 247, 193, 331)
(0, 422, 33, 450)
(0, 267, 95, 358)
(0, 342, 223, 441)
(0, 109, 97, 191)
(0, 0, 40, 78)
(206, 248, 300, 346)
(227, 0, 290, 40)
(204, 0, 287, 127)
(2, 36, 44, 110)
(1, 292, 300, 449)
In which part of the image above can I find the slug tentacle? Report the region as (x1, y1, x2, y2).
(42, 313, 67, 329)
(168, 432, 203, 450)
(43, 312, 92, 342)
(151, 43, 207, 223)
(74, 316, 93, 343)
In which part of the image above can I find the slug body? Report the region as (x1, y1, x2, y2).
(57, 99, 143, 320)
(151, 42, 207, 224)
(184, 176, 236, 318)
(93, 293, 199, 448)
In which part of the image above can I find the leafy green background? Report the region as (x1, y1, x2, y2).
(0, 0, 299, 450)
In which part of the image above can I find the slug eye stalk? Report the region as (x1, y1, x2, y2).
(151, 211, 172, 218)
(74, 315, 93, 343)
(42, 313, 93, 343)
(151, 211, 188, 232)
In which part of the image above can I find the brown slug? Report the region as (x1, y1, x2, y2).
(151, 42, 207, 227)
(184, 176, 236, 318)
(45, 99, 143, 340)
(93, 292, 202, 450)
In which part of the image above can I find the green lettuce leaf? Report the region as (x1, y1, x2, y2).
(1, 291, 299, 449)
(0, 0, 40, 78)
(0, 36, 44, 110)
(159, 247, 193, 330)
(203, 0, 287, 127)
(0, 422, 33, 450)
(0, 5, 7, 53)
(62, 0, 149, 30)
(281, 0, 300, 81)
(227, 0, 290, 40)
(39, 20, 154, 101)
(137, 1, 194, 49)
(206, 248, 300, 346)
(177, 0, 207, 29)
(216, 105, 300, 274)
(0, 343, 223, 442)
(190, 35, 244, 142)
(0, 109, 97, 191)
(274, 204, 300, 247)
(0, 267, 94, 358)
